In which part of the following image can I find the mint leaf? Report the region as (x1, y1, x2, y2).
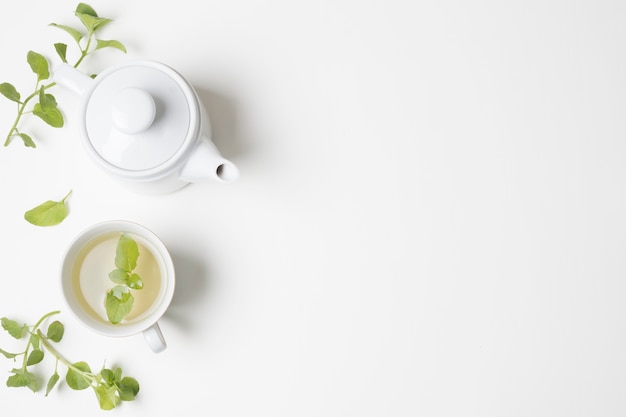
(27, 51, 50, 82)
(46, 321, 64, 343)
(95, 39, 127, 53)
(27, 349, 44, 366)
(66, 362, 91, 390)
(115, 234, 139, 272)
(118, 376, 140, 401)
(24, 190, 71, 226)
(45, 372, 60, 396)
(127, 273, 143, 290)
(95, 384, 120, 410)
(0, 83, 21, 102)
(0, 348, 18, 359)
(7, 369, 37, 392)
(17, 133, 36, 148)
(53, 43, 68, 63)
(1, 318, 27, 339)
(105, 286, 134, 324)
(108, 268, 130, 285)
(49, 23, 84, 44)
(76, 3, 98, 17)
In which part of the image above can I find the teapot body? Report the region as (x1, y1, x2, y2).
(55, 60, 238, 193)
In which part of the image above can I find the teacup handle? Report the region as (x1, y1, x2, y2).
(143, 322, 167, 353)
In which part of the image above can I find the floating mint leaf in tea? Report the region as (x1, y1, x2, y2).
(105, 233, 144, 324)
(24, 190, 72, 226)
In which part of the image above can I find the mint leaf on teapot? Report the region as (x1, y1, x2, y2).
(24, 190, 72, 226)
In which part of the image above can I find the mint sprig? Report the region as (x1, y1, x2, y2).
(1, 3, 126, 148)
(106, 234, 143, 324)
(0, 311, 139, 410)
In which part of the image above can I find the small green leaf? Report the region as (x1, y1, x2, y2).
(0, 83, 21, 102)
(1, 318, 27, 339)
(27, 51, 50, 82)
(95, 39, 127, 53)
(108, 268, 130, 285)
(115, 234, 140, 272)
(94, 383, 120, 410)
(33, 104, 64, 127)
(101, 368, 115, 385)
(127, 273, 143, 290)
(105, 286, 134, 324)
(66, 361, 91, 390)
(45, 373, 60, 396)
(76, 3, 98, 17)
(47, 321, 64, 343)
(27, 349, 44, 366)
(118, 376, 140, 401)
(76, 13, 111, 33)
(17, 133, 36, 148)
(24, 190, 71, 226)
(49, 23, 84, 44)
(7, 370, 37, 392)
(54, 43, 68, 63)
(0, 348, 18, 359)
(29, 333, 40, 350)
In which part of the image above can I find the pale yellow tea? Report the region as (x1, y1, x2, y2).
(71, 232, 163, 324)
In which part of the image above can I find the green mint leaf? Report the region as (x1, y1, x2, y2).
(127, 273, 143, 290)
(118, 376, 140, 401)
(38, 90, 58, 110)
(101, 368, 115, 385)
(45, 372, 60, 396)
(27, 349, 44, 366)
(6, 369, 37, 392)
(54, 43, 68, 63)
(17, 133, 36, 148)
(76, 3, 98, 17)
(113, 368, 122, 382)
(76, 13, 111, 33)
(24, 190, 71, 226)
(115, 234, 140, 272)
(1, 318, 27, 339)
(0, 82, 21, 102)
(105, 286, 134, 324)
(33, 104, 64, 127)
(29, 333, 40, 350)
(108, 268, 130, 285)
(94, 383, 120, 410)
(27, 51, 50, 82)
(95, 39, 127, 53)
(46, 321, 64, 343)
(66, 361, 91, 390)
(49, 23, 84, 44)
(0, 348, 19, 359)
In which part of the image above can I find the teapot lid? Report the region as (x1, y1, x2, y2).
(81, 61, 198, 176)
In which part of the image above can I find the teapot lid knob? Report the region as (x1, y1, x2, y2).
(111, 88, 156, 134)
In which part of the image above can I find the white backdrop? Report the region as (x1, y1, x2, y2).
(0, 1, 625, 415)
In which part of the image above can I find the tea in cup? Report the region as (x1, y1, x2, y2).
(60, 220, 175, 353)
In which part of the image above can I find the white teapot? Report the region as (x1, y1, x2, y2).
(54, 60, 239, 194)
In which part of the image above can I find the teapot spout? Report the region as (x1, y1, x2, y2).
(179, 139, 239, 183)
(53, 63, 93, 96)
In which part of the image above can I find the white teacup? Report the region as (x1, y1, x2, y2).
(60, 220, 175, 353)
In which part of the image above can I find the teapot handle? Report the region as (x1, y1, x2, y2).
(53, 63, 93, 96)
